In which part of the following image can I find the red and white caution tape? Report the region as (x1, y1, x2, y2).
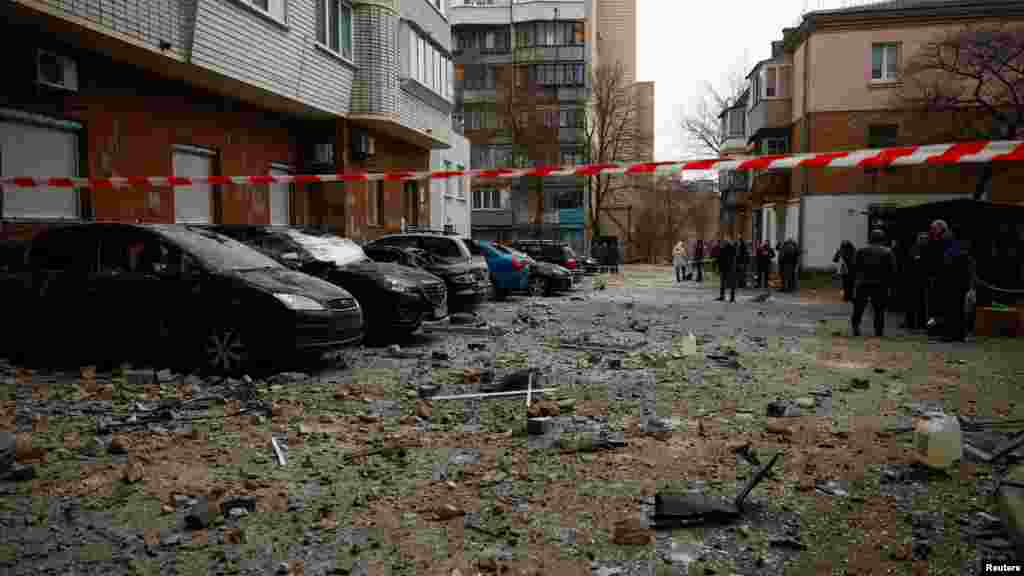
(1, 140, 1022, 188)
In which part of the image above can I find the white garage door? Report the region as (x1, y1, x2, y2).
(0, 119, 79, 219)
(173, 145, 214, 224)
(269, 165, 291, 225)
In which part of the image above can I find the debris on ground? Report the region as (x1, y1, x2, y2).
(612, 518, 651, 545)
(652, 452, 782, 528)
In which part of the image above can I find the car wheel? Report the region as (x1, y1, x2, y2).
(204, 325, 251, 376)
(528, 276, 548, 297)
(491, 275, 507, 301)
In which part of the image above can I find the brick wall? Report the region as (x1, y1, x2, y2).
(0, 41, 301, 239)
(789, 110, 1024, 202)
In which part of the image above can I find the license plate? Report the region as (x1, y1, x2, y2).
(433, 303, 448, 320)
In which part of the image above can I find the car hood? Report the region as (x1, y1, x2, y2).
(531, 261, 569, 276)
(233, 267, 352, 301)
(338, 260, 443, 284)
(427, 259, 488, 277)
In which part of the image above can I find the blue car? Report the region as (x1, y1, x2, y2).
(473, 240, 530, 300)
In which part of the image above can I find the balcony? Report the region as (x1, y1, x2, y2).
(19, 0, 190, 61)
(747, 98, 792, 141)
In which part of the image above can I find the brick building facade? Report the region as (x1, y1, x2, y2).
(0, 0, 453, 244)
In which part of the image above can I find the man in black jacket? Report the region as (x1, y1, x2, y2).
(693, 240, 705, 283)
(716, 238, 738, 303)
(851, 229, 896, 337)
(903, 232, 929, 331)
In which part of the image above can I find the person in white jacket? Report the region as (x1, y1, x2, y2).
(673, 240, 688, 283)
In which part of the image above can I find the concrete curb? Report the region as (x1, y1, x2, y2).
(996, 465, 1024, 561)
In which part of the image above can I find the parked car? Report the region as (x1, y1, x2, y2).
(581, 255, 602, 275)
(491, 244, 574, 297)
(509, 240, 584, 282)
(3, 223, 363, 375)
(365, 232, 491, 310)
(472, 240, 530, 300)
(209, 226, 448, 340)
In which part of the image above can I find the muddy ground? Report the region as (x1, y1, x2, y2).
(2, 265, 1024, 576)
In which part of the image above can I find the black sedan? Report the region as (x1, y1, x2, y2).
(363, 242, 490, 311)
(210, 226, 448, 340)
(495, 244, 574, 296)
(3, 223, 363, 376)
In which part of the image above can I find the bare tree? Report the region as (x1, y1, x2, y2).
(583, 60, 650, 242)
(680, 54, 751, 158)
(897, 23, 1024, 199)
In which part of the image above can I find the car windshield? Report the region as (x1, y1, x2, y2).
(421, 237, 464, 259)
(561, 246, 576, 259)
(156, 226, 284, 271)
(284, 230, 368, 267)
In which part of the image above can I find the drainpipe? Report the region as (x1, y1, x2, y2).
(798, 31, 811, 282)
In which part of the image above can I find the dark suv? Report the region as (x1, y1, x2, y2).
(365, 231, 491, 310)
(210, 226, 449, 340)
(510, 240, 583, 281)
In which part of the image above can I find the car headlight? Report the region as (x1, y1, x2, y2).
(382, 276, 417, 293)
(453, 273, 474, 284)
(273, 293, 326, 311)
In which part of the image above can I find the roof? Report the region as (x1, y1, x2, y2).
(717, 88, 750, 119)
(785, 0, 1024, 48)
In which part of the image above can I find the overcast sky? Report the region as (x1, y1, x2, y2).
(637, 0, 856, 163)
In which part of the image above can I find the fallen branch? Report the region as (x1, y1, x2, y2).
(430, 388, 558, 401)
(270, 436, 287, 467)
(964, 443, 994, 462)
(556, 343, 638, 355)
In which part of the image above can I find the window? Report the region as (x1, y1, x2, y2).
(367, 181, 383, 226)
(31, 228, 96, 272)
(409, 29, 451, 99)
(872, 43, 899, 82)
(728, 109, 745, 137)
(573, 22, 584, 44)
(867, 124, 899, 148)
(762, 137, 787, 155)
(473, 188, 502, 210)
(318, 0, 353, 60)
(421, 237, 463, 258)
(241, 0, 284, 21)
(765, 67, 777, 98)
(485, 30, 495, 50)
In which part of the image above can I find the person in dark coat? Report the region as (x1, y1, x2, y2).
(779, 239, 799, 292)
(851, 229, 896, 337)
(736, 240, 750, 289)
(929, 220, 971, 342)
(833, 240, 857, 302)
(756, 241, 776, 289)
(716, 238, 738, 303)
(710, 241, 721, 275)
(903, 232, 930, 331)
(693, 240, 705, 283)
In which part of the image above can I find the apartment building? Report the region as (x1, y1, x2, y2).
(717, 88, 750, 240)
(0, 0, 456, 243)
(725, 0, 1024, 270)
(449, 0, 591, 254)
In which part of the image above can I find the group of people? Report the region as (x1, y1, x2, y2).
(672, 237, 802, 302)
(832, 219, 974, 342)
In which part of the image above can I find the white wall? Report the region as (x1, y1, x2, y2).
(430, 132, 471, 235)
(801, 192, 970, 269)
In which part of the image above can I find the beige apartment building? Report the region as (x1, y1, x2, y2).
(729, 0, 1024, 270)
(585, 0, 656, 260)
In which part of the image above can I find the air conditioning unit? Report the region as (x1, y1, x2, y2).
(37, 50, 78, 92)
